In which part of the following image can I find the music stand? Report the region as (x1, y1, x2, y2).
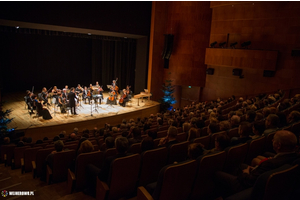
(51, 97, 59, 117)
(78, 93, 84, 109)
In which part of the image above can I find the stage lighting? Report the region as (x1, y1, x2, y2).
(219, 42, 226, 48)
(241, 41, 251, 48)
(210, 41, 217, 48)
(230, 42, 238, 49)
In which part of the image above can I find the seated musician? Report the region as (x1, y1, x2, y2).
(41, 87, 50, 106)
(95, 81, 100, 88)
(64, 85, 69, 93)
(57, 93, 67, 113)
(76, 84, 83, 94)
(126, 85, 132, 99)
(119, 89, 129, 107)
(83, 86, 91, 104)
(106, 86, 117, 105)
(62, 89, 68, 99)
(33, 95, 52, 120)
(25, 91, 35, 114)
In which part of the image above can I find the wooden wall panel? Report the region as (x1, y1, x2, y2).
(149, 1, 212, 103)
(202, 1, 300, 101)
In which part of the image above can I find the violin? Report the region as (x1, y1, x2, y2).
(87, 90, 91, 97)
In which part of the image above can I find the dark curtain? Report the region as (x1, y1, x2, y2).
(92, 38, 136, 93)
(0, 29, 136, 94)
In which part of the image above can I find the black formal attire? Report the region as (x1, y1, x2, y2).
(68, 91, 77, 115)
(41, 91, 49, 105)
(52, 89, 59, 103)
(230, 136, 252, 146)
(215, 152, 299, 197)
(57, 96, 66, 113)
(34, 99, 52, 120)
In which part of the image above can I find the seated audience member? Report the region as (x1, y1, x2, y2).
(105, 137, 115, 149)
(219, 121, 231, 131)
(26, 137, 32, 144)
(263, 114, 279, 136)
(204, 133, 230, 155)
(276, 112, 287, 128)
(85, 137, 131, 196)
(251, 121, 265, 139)
(215, 130, 298, 198)
(73, 127, 79, 135)
(227, 111, 236, 121)
(141, 136, 154, 152)
(17, 141, 24, 147)
(230, 115, 240, 128)
(59, 131, 65, 139)
(235, 110, 243, 118)
(246, 110, 256, 123)
(254, 112, 264, 121)
(112, 127, 119, 134)
(53, 136, 60, 142)
(262, 107, 271, 118)
(230, 122, 252, 146)
(188, 143, 205, 160)
(287, 110, 300, 125)
(182, 122, 191, 134)
(36, 139, 43, 144)
(66, 133, 77, 142)
(77, 140, 94, 155)
(43, 137, 49, 142)
(3, 137, 10, 145)
(128, 128, 142, 145)
(158, 126, 178, 148)
(22, 137, 28, 143)
(208, 122, 220, 135)
(187, 127, 199, 142)
(46, 140, 64, 170)
(76, 137, 87, 154)
(147, 130, 157, 140)
(103, 131, 112, 141)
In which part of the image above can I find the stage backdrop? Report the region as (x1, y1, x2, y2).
(0, 29, 136, 94)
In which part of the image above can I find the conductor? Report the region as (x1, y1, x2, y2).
(68, 87, 77, 115)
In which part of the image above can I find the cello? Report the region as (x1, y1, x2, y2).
(119, 89, 127, 104)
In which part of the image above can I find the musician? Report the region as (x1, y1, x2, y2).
(58, 93, 67, 113)
(76, 84, 83, 94)
(82, 86, 91, 104)
(62, 89, 68, 99)
(126, 85, 132, 99)
(68, 87, 77, 115)
(52, 86, 58, 96)
(41, 87, 50, 106)
(33, 95, 52, 120)
(95, 81, 100, 88)
(119, 89, 129, 107)
(65, 85, 69, 92)
(25, 91, 35, 114)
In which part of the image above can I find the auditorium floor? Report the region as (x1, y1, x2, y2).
(0, 163, 95, 200)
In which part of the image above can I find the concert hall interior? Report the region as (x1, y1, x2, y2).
(1, 1, 300, 200)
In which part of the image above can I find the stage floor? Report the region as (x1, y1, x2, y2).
(2, 92, 160, 140)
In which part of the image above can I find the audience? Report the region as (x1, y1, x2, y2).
(158, 126, 178, 148)
(188, 143, 204, 160)
(141, 136, 154, 152)
(251, 121, 265, 139)
(230, 122, 252, 146)
(263, 114, 280, 136)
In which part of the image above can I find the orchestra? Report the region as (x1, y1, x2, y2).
(26, 78, 134, 117)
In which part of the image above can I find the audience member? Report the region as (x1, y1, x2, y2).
(251, 121, 265, 139)
(230, 121, 252, 146)
(219, 121, 231, 131)
(141, 136, 154, 152)
(187, 127, 199, 142)
(263, 114, 279, 136)
(128, 128, 142, 145)
(230, 115, 240, 128)
(208, 122, 219, 135)
(188, 143, 204, 160)
(216, 130, 298, 198)
(105, 137, 115, 149)
(158, 126, 178, 148)
(287, 111, 300, 125)
(246, 110, 256, 123)
(77, 140, 94, 155)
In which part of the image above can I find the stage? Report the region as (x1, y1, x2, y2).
(2, 92, 160, 141)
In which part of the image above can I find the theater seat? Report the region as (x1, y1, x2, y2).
(32, 148, 54, 179)
(193, 135, 210, 150)
(22, 146, 43, 173)
(128, 143, 142, 154)
(190, 151, 226, 200)
(245, 136, 266, 165)
(96, 154, 141, 200)
(167, 141, 189, 164)
(46, 150, 76, 184)
(223, 143, 249, 174)
(139, 147, 168, 187)
(68, 151, 104, 193)
(138, 160, 197, 200)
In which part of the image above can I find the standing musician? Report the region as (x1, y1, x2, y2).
(119, 89, 129, 107)
(95, 81, 100, 88)
(68, 87, 77, 115)
(82, 86, 91, 104)
(41, 87, 50, 106)
(26, 91, 35, 114)
(64, 85, 70, 93)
